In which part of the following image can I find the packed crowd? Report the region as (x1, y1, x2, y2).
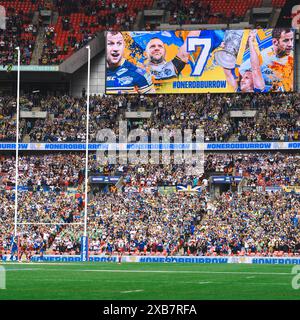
(0, 92, 297, 143)
(233, 94, 300, 142)
(144, 94, 231, 142)
(1, 149, 298, 191)
(0, 191, 14, 250)
(0, 190, 84, 253)
(0, 153, 85, 189)
(197, 191, 300, 256)
(0, 96, 16, 141)
(1, 173, 299, 256)
(89, 158, 205, 188)
(17, 191, 84, 224)
(0, 7, 37, 67)
(86, 192, 207, 255)
(205, 152, 300, 187)
(89, 151, 299, 188)
(32, 190, 300, 256)
(167, 0, 212, 25)
(19, 95, 87, 142)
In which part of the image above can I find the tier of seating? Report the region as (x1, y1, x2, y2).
(0, 0, 40, 66)
(1, 0, 288, 65)
(41, 0, 154, 63)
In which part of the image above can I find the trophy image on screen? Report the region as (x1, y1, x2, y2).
(215, 30, 244, 69)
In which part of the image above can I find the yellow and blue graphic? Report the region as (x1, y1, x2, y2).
(105, 29, 294, 94)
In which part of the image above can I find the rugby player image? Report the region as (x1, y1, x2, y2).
(239, 28, 294, 91)
(106, 31, 155, 94)
(145, 30, 201, 81)
(222, 30, 265, 92)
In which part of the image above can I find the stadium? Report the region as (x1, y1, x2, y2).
(0, 0, 300, 304)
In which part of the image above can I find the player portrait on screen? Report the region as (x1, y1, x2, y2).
(222, 30, 266, 93)
(106, 31, 155, 94)
(145, 30, 201, 81)
(240, 28, 294, 92)
(105, 29, 293, 94)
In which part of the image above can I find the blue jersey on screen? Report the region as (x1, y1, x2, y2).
(106, 59, 154, 94)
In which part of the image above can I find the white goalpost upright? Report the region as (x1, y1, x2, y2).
(12, 47, 90, 262)
(80, 45, 91, 262)
(13, 47, 20, 243)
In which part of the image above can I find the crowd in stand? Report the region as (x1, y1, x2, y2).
(53, 0, 136, 16)
(18, 153, 85, 189)
(0, 92, 298, 143)
(206, 152, 300, 187)
(144, 94, 231, 142)
(18, 95, 87, 142)
(31, 190, 300, 256)
(1, 151, 298, 190)
(0, 0, 146, 66)
(0, 191, 14, 250)
(17, 191, 83, 224)
(233, 93, 300, 142)
(159, 0, 242, 25)
(1, 152, 299, 256)
(196, 191, 300, 256)
(0, 96, 16, 141)
(167, 0, 212, 25)
(40, 22, 95, 65)
(0, 7, 37, 67)
(0, 153, 85, 189)
(40, 25, 61, 65)
(86, 192, 207, 255)
(0, 190, 83, 253)
(0, 0, 288, 65)
(89, 151, 300, 188)
(39, 0, 142, 64)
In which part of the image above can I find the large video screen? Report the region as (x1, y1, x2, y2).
(105, 29, 294, 94)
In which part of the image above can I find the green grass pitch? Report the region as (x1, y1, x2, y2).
(0, 262, 299, 300)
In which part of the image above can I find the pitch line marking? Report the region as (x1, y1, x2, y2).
(81, 269, 292, 276)
(120, 289, 144, 293)
(2, 268, 43, 271)
(2, 264, 294, 276)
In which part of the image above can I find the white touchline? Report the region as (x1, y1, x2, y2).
(2, 264, 293, 276)
(182, 281, 212, 284)
(3, 268, 43, 271)
(120, 290, 144, 293)
(81, 269, 291, 276)
(1, 262, 88, 266)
